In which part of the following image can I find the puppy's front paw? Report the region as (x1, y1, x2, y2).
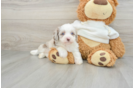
(59, 51, 68, 58)
(75, 59, 83, 65)
(57, 47, 68, 58)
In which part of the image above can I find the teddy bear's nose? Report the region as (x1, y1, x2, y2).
(94, 0, 107, 5)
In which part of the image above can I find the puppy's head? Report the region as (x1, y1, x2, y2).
(53, 24, 77, 45)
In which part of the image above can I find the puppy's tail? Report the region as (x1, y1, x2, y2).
(30, 49, 39, 55)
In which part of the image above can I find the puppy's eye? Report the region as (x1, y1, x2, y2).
(71, 32, 74, 35)
(61, 32, 65, 35)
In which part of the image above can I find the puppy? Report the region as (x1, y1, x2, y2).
(30, 24, 83, 64)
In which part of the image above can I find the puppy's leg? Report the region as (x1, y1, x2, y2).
(38, 48, 50, 58)
(38, 43, 50, 58)
(30, 44, 45, 56)
(57, 47, 68, 58)
(39, 53, 46, 59)
(72, 52, 83, 64)
(30, 49, 39, 55)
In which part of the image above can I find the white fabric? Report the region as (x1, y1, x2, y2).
(72, 20, 119, 44)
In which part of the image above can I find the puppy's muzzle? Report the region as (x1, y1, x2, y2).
(67, 38, 70, 42)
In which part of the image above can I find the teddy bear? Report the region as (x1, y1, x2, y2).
(48, 0, 125, 67)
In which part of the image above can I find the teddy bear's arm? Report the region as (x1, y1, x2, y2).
(109, 37, 125, 58)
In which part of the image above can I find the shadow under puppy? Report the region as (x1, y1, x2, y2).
(30, 24, 83, 64)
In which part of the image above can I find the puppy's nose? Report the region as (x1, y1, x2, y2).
(67, 38, 70, 42)
(94, 0, 107, 5)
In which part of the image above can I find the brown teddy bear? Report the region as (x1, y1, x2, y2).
(48, 0, 125, 67)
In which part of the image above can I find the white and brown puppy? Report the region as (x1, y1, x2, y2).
(30, 24, 83, 64)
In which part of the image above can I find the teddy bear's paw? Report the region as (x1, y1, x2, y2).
(49, 48, 69, 64)
(88, 50, 110, 66)
(87, 49, 117, 67)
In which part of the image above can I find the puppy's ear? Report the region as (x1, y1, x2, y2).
(53, 27, 60, 41)
(75, 35, 78, 42)
(74, 29, 78, 42)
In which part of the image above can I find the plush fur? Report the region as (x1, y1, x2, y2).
(78, 36, 111, 59)
(110, 37, 125, 58)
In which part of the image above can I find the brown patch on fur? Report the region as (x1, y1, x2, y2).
(110, 37, 125, 58)
(53, 28, 59, 41)
(43, 44, 47, 48)
(57, 29, 59, 40)
(87, 48, 117, 67)
(78, 36, 110, 59)
(53, 41, 56, 45)
(77, 0, 117, 25)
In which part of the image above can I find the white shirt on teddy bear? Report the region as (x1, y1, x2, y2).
(72, 20, 119, 44)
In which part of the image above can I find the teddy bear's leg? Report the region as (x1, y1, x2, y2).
(48, 48, 75, 64)
(110, 37, 125, 58)
(87, 48, 117, 67)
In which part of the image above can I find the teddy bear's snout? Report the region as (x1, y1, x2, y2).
(94, 0, 107, 5)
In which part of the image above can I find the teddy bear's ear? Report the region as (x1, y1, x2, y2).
(112, 0, 118, 6)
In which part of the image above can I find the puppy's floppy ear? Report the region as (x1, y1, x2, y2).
(74, 29, 78, 42)
(113, 0, 118, 6)
(75, 35, 78, 42)
(53, 27, 60, 41)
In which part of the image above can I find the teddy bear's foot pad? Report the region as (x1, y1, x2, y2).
(90, 50, 111, 66)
